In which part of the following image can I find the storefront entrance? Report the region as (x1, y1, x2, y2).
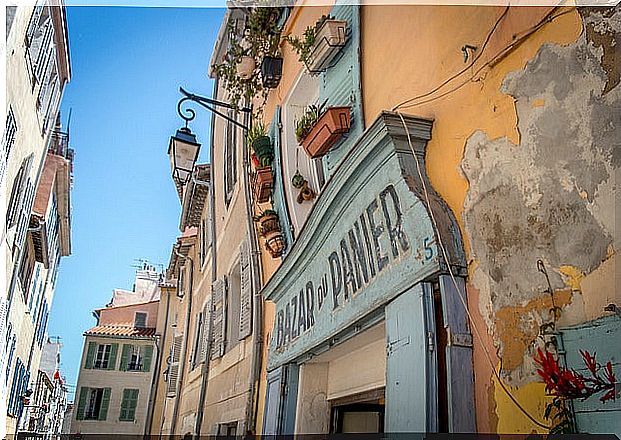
(261, 112, 475, 434)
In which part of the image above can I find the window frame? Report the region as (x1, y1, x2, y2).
(93, 344, 111, 369)
(127, 345, 143, 372)
(224, 261, 241, 353)
(191, 311, 203, 369)
(1, 107, 17, 184)
(134, 312, 147, 328)
(119, 388, 139, 422)
(223, 109, 238, 207)
(84, 388, 104, 420)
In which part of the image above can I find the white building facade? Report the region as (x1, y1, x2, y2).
(2, 3, 71, 437)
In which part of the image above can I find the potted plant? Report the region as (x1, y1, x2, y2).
(212, 7, 284, 110)
(247, 123, 273, 164)
(237, 56, 256, 79)
(254, 209, 285, 258)
(253, 153, 274, 204)
(285, 15, 347, 73)
(295, 104, 351, 159)
(291, 170, 316, 204)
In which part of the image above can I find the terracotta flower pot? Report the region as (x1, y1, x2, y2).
(301, 106, 351, 159)
(254, 166, 273, 204)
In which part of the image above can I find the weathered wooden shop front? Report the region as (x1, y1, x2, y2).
(261, 112, 476, 434)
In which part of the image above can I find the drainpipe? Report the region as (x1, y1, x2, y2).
(144, 284, 171, 439)
(169, 245, 193, 436)
(194, 77, 219, 438)
(241, 105, 264, 435)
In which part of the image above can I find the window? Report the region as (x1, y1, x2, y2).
(191, 312, 203, 368)
(1, 107, 17, 184)
(7, 358, 29, 417)
(6, 154, 34, 232)
(76, 387, 110, 421)
(6, 6, 17, 39)
(120, 344, 153, 372)
(36, 300, 49, 346)
(25, 4, 62, 134)
(224, 109, 238, 206)
(199, 214, 211, 267)
(177, 265, 186, 297)
(134, 312, 147, 328)
(84, 341, 118, 370)
(283, 73, 324, 235)
(225, 263, 241, 353)
(85, 388, 103, 420)
(218, 421, 238, 436)
(166, 335, 183, 396)
(94, 344, 111, 369)
(18, 241, 36, 295)
(119, 389, 139, 421)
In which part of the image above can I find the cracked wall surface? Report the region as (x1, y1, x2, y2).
(461, 6, 619, 381)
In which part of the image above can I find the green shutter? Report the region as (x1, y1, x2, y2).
(120, 388, 130, 420)
(75, 387, 88, 420)
(142, 345, 153, 372)
(120, 388, 139, 421)
(98, 388, 111, 421)
(119, 344, 131, 371)
(130, 389, 139, 420)
(107, 343, 118, 370)
(84, 342, 96, 369)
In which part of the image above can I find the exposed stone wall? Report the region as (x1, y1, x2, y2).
(461, 5, 619, 384)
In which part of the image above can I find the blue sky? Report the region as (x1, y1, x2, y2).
(48, 6, 224, 399)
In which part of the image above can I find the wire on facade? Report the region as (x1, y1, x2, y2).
(395, 111, 550, 430)
(392, 7, 575, 112)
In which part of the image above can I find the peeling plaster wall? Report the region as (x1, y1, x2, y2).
(461, 6, 619, 384)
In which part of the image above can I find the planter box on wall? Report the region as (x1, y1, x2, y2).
(301, 106, 351, 159)
(306, 19, 347, 73)
(254, 166, 274, 203)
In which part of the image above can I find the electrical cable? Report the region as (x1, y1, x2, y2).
(392, 5, 510, 112)
(393, 7, 574, 112)
(396, 111, 550, 430)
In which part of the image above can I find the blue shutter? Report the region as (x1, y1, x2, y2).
(262, 364, 299, 435)
(269, 107, 294, 254)
(319, 5, 363, 176)
(385, 283, 438, 432)
(560, 316, 621, 436)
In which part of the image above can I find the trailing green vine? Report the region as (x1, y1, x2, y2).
(211, 7, 284, 115)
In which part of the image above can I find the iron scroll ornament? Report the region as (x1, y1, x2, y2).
(176, 86, 252, 132)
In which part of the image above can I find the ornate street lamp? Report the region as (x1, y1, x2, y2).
(168, 126, 201, 186)
(170, 87, 252, 188)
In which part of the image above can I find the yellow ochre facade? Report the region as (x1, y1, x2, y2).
(148, 3, 620, 437)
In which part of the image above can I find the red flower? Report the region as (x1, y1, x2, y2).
(534, 349, 617, 402)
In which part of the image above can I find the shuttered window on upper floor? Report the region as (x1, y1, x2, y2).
(25, 3, 63, 135)
(1, 107, 17, 184)
(166, 334, 183, 396)
(224, 109, 238, 207)
(84, 341, 118, 370)
(119, 344, 153, 372)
